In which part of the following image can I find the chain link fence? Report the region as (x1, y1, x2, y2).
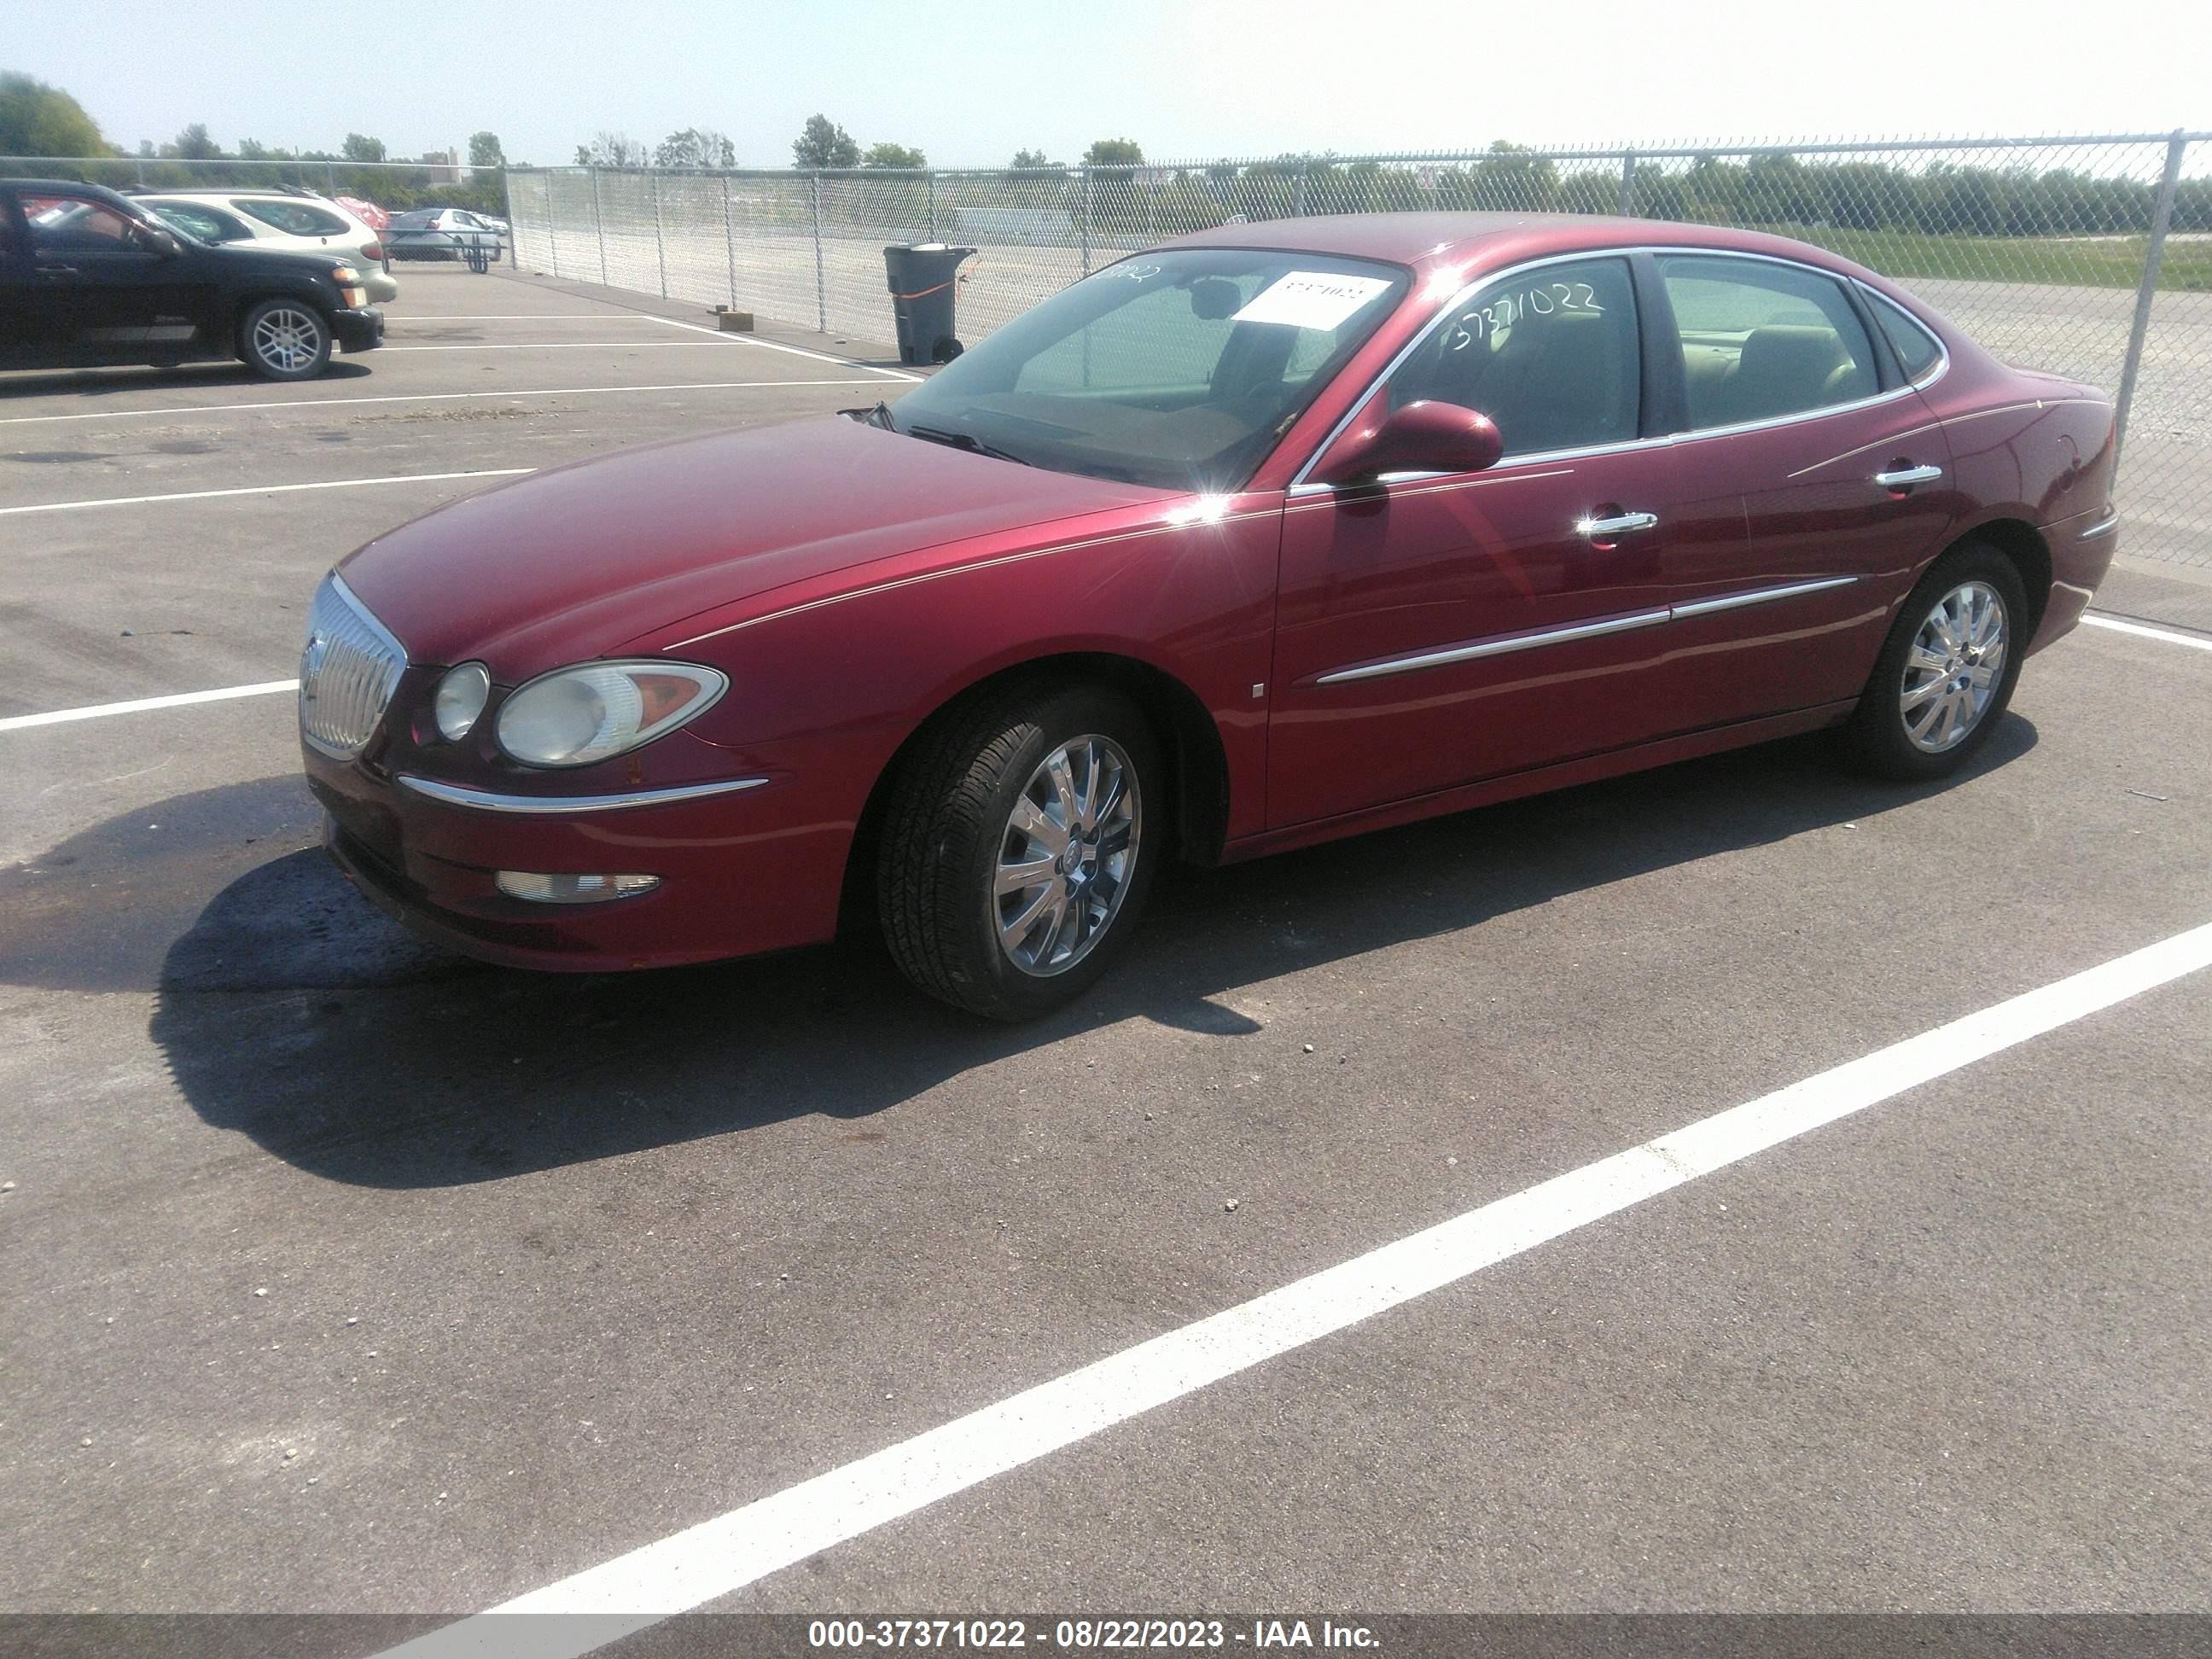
(508, 133, 2211, 568)
(0, 154, 511, 218)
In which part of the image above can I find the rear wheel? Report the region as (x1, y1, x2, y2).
(239, 298, 331, 381)
(878, 684, 1160, 1021)
(1844, 542, 2029, 780)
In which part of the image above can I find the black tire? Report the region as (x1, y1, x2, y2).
(878, 683, 1161, 1021)
(1844, 540, 2030, 781)
(237, 297, 333, 381)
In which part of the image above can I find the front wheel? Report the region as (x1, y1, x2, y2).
(878, 684, 1160, 1021)
(1844, 542, 2029, 781)
(239, 298, 332, 381)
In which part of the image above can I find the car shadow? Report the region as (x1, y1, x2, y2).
(0, 360, 374, 399)
(0, 718, 2035, 1189)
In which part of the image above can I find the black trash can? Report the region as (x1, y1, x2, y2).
(883, 244, 975, 365)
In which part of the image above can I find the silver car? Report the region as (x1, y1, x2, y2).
(386, 207, 504, 263)
(137, 190, 399, 304)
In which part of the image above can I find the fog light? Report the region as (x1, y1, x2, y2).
(495, 870, 660, 905)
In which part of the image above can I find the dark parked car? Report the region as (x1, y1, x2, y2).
(0, 179, 383, 380)
(386, 207, 504, 263)
(301, 214, 2116, 1020)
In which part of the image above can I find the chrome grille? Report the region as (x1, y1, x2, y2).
(299, 573, 407, 760)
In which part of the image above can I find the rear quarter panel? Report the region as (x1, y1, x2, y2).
(1917, 356, 2116, 650)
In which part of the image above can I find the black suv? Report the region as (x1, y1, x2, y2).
(0, 178, 383, 381)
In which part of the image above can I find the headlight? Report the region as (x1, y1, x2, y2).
(495, 661, 727, 768)
(433, 662, 491, 741)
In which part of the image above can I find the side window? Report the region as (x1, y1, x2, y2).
(1865, 289, 1944, 382)
(1658, 255, 1879, 429)
(1388, 257, 1640, 457)
(235, 200, 348, 236)
(23, 194, 138, 254)
(149, 203, 246, 243)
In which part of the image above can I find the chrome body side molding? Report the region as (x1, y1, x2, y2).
(1313, 577, 1862, 686)
(398, 774, 770, 814)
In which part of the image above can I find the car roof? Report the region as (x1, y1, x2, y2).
(5, 178, 138, 204)
(1167, 211, 1881, 283)
(138, 189, 343, 207)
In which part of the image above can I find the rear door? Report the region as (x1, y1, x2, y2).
(1644, 252, 1955, 728)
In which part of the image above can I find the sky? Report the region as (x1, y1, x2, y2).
(10, 0, 2208, 168)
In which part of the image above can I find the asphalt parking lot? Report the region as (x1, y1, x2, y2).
(3, 265, 2211, 1654)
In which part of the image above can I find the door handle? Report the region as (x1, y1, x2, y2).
(1576, 510, 1659, 539)
(1873, 464, 1943, 489)
(38, 265, 81, 278)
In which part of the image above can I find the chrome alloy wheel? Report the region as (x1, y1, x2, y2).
(1900, 579, 2009, 754)
(251, 306, 323, 374)
(992, 734, 1141, 977)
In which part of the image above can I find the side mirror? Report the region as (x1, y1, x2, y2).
(1308, 399, 1504, 486)
(137, 225, 183, 258)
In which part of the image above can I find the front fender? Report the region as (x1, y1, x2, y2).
(631, 494, 1286, 845)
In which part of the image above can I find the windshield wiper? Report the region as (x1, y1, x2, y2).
(904, 422, 1033, 468)
(844, 400, 899, 432)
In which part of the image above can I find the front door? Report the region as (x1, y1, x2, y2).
(21, 189, 166, 359)
(0, 197, 34, 365)
(1266, 254, 1749, 829)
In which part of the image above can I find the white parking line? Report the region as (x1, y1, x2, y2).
(0, 680, 300, 733)
(0, 380, 894, 427)
(375, 341, 754, 352)
(380, 917, 2212, 1659)
(640, 313, 923, 381)
(384, 314, 667, 322)
(2083, 614, 2212, 653)
(0, 468, 533, 518)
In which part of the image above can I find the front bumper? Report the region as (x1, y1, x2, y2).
(305, 737, 849, 974)
(333, 306, 384, 353)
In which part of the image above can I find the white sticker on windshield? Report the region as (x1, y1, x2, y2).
(1231, 271, 1393, 330)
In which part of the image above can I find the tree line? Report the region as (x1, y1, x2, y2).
(569, 115, 1145, 176)
(12, 70, 2201, 239)
(981, 144, 2212, 242)
(1, 73, 511, 212)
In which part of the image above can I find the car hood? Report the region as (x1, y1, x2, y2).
(197, 242, 351, 276)
(335, 415, 1170, 675)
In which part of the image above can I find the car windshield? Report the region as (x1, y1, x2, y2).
(888, 248, 1408, 492)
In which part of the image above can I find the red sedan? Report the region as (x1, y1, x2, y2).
(301, 213, 2118, 1019)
